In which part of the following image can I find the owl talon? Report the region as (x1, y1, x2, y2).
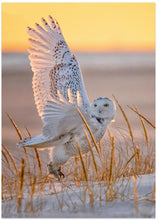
(58, 166, 65, 179)
(47, 163, 65, 180)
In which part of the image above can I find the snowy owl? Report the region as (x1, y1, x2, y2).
(18, 16, 116, 179)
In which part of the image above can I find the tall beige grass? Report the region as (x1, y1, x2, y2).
(2, 97, 155, 214)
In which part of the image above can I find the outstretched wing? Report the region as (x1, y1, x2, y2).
(27, 15, 90, 118)
(42, 96, 91, 142)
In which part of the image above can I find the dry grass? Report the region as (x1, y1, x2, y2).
(2, 97, 155, 215)
(132, 175, 139, 215)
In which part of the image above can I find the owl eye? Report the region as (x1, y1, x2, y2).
(104, 103, 109, 107)
(94, 104, 97, 107)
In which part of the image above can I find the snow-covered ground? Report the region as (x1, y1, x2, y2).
(2, 173, 155, 218)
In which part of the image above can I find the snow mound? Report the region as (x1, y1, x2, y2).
(2, 174, 155, 218)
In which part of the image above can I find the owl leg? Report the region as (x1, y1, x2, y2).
(47, 163, 64, 180)
(47, 145, 69, 180)
(58, 166, 65, 178)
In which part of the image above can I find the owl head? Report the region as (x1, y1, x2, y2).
(89, 97, 116, 121)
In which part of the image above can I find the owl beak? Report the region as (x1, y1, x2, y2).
(99, 110, 102, 114)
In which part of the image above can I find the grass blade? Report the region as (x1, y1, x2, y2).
(40, 174, 49, 191)
(19, 157, 25, 196)
(75, 138, 88, 182)
(6, 113, 23, 140)
(24, 126, 42, 174)
(109, 136, 115, 184)
(34, 148, 42, 175)
(2, 149, 12, 171)
(113, 95, 135, 146)
(134, 105, 149, 148)
(31, 175, 37, 200)
(132, 176, 139, 215)
(127, 105, 155, 129)
(75, 105, 100, 157)
(118, 152, 137, 178)
(2, 144, 18, 174)
(25, 126, 31, 137)
(83, 128, 98, 178)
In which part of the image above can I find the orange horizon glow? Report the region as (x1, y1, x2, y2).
(2, 3, 155, 53)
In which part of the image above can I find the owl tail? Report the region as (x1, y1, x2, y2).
(17, 134, 53, 149)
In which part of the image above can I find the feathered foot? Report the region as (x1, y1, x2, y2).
(47, 162, 65, 181)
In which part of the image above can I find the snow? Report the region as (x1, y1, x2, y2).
(2, 173, 155, 218)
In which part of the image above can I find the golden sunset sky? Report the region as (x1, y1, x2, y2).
(2, 3, 155, 52)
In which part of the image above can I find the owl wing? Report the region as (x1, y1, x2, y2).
(42, 96, 90, 142)
(27, 15, 90, 119)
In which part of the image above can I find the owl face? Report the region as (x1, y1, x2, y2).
(89, 97, 116, 120)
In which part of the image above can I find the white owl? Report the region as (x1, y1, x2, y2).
(18, 16, 116, 179)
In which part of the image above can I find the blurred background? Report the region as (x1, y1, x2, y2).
(2, 3, 155, 158)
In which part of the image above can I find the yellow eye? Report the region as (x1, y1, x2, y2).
(94, 104, 97, 107)
(104, 104, 109, 107)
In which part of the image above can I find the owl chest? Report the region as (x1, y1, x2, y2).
(65, 123, 107, 156)
(92, 124, 107, 143)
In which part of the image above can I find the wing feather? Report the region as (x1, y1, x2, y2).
(27, 15, 90, 119)
(28, 38, 50, 51)
(57, 90, 68, 103)
(68, 88, 76, 104)
(42, 98, 90, 140)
